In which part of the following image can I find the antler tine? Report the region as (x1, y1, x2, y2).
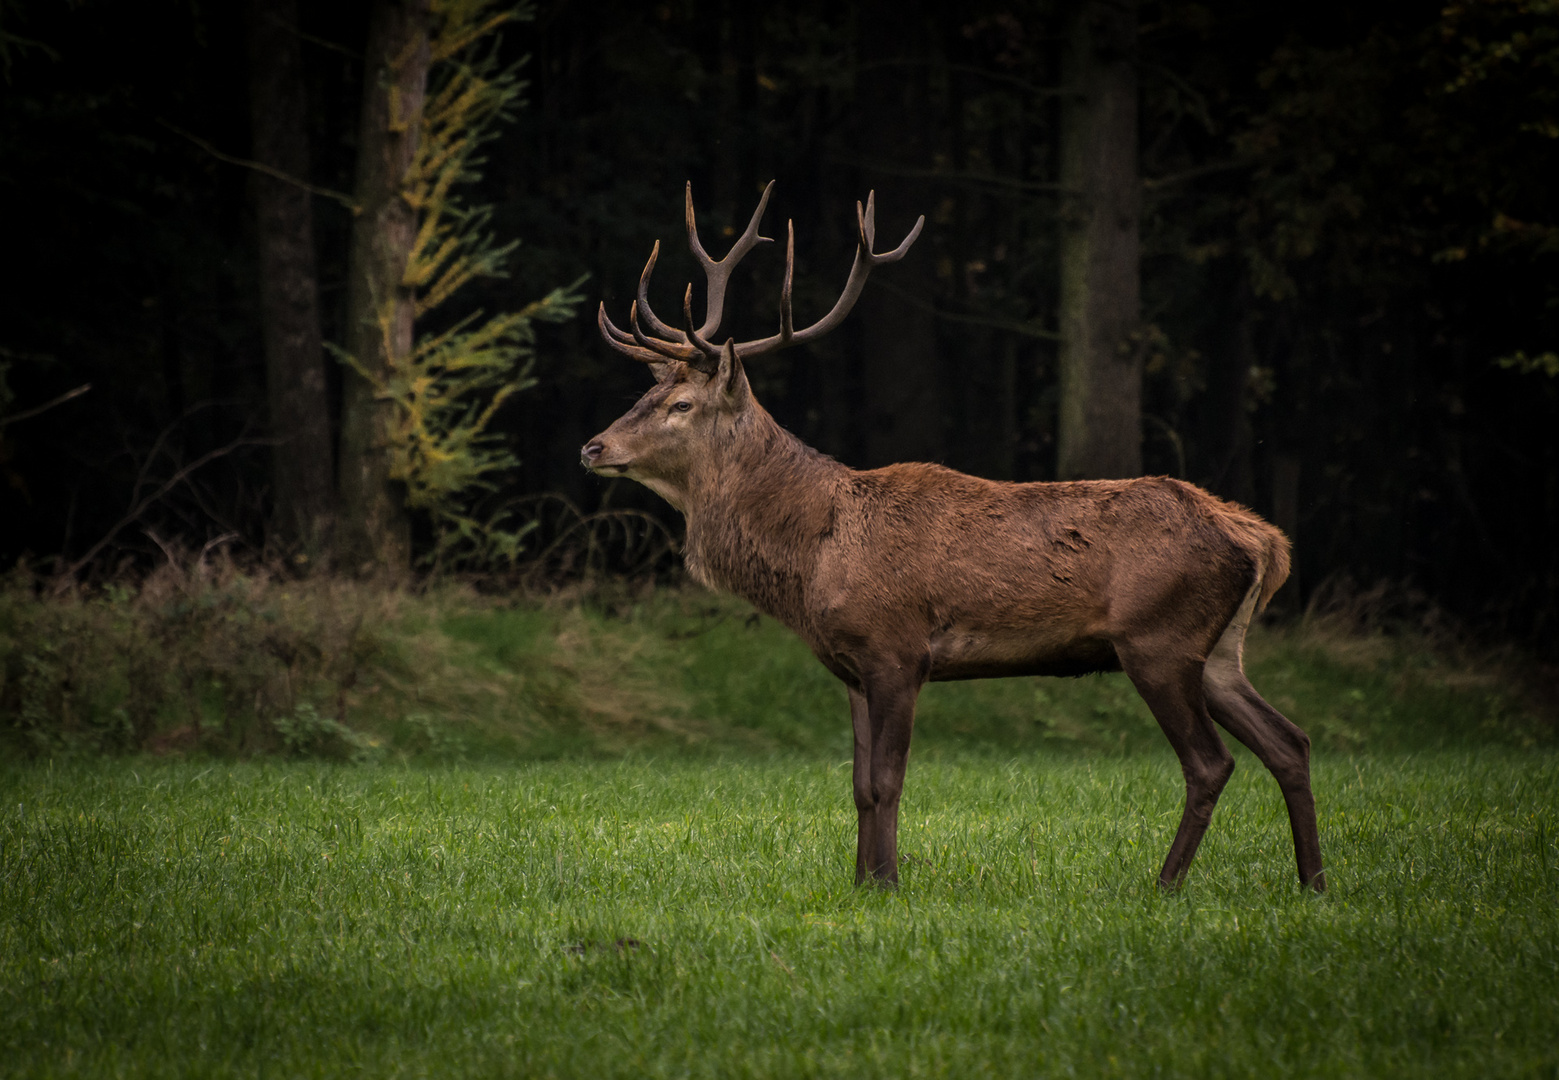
(849, 191, 923, 264)
(686, 180, 775, 341)
(630, 300, 698, 362)
(857, 193, 876, 252)
(684, 182, 712, 268)
(779, 220, 795, 341)
(681, 284, 722, 373)
(864, 193, 923, 265)
(733, 191, 924, 359)
(598, 302, 677, 365)
(876, 216, 926, 262)
(598, 301, 638, 347)
(633, 239, 687, 343)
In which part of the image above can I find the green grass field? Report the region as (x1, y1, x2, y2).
(3, 750, 1556, 1078)
(4, 589, 1558, 1077)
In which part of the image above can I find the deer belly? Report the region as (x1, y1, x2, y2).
(926, 626, 1121, 681)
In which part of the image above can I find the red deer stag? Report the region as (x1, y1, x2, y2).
(583, 182, 1325, 892)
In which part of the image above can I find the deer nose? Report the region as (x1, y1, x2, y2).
(581, 440, 605, 467)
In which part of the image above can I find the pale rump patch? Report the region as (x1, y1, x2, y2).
(1203, 580, 1261, 697)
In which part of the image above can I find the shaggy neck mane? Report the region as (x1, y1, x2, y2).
(680, 404, 844, 631)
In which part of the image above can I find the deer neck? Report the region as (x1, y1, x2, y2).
(678, 405, 842, 625)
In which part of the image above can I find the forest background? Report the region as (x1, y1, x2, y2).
(0, 0, 1555, 646)
(4, 9, 1558, 1073)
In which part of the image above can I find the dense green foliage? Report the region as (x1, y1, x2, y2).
(2, 751, 1555, 1077)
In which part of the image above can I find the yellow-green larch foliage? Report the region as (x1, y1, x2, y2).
(340, 0, 583, 568)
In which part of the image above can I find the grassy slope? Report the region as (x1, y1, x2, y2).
(3, 589, 1556, 1077)
(2, 754, 1555, 1078)
(410, 589, 1552, 760)
(5, 578, 1548, 759)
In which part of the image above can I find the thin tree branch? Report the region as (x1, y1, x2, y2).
(870, 277, 1064, 341)
(0, 383, 90, 430)
(141, 526, 184, 577)
(1140, 62, 1214, 133)
(128, 404, 212, 509)
(60, 432, 278, 581)
(1143, 159, 1251, 191)
(853, 57, 1078, 99)
(156, 118, 361, 213)
(1143, 414, 1187, 479)
(264, 11, 361, 60)
(198, 532, 241, 565)
(829, 156, 1072, 195)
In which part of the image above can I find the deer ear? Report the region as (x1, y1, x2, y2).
(650, 359, 680, 386)
(716, 339, 749, 403)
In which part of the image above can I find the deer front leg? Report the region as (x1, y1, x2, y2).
(849, 685, 877, 885)
(860, 671, 920, 886)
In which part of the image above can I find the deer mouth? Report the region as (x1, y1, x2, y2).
(580, 448, 634, 475)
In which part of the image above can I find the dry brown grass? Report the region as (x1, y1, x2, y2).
(0, 557, 408, 756)
(4, 560, 1552, 759)
(0, 548, 722, 760)
(1242, 576, 1557, 750)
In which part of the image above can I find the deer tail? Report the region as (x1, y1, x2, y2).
(1254, 521, 1292, 614)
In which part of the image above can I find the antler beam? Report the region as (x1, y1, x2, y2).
(598, 182, 924, 374)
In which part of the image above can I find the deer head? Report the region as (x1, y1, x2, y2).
(581, 182, 924, 506)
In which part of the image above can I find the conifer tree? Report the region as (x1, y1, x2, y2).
(336, 0, 579, 576)
(337, 0, 429, 577)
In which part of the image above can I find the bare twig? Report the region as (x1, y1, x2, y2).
(0, 383, 90, 430)
(1143, 159, 1250, 192)
(199, 532, 240, 561)
(155, 118, 361, 213)
(60, 432, 277, 582)
(853, 58, 1077, 100)
(829, 156, 1072, 195)
(1140, 62, 1214, 134)
(869, 277, 1064, 341)
(1143, 414, 1187, 479)
(123, 400, 236, 511)
(509, 492, 678, 586)
(141, 527, 185, 579)
(264, 11, 361, 59)
(197, 532, 241, 574)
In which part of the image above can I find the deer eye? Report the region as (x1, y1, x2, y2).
(671, 400, 692, 413)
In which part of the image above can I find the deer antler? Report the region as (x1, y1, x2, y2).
(598, 182, 925, 375)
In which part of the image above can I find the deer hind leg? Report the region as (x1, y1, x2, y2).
(1202, 589, 1327, 891)
(1116, 642, 1236, 890)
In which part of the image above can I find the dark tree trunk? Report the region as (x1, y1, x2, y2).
(245, 0, 336, 558)
(1202, 260, 1256, 506)
(336, 0, 429, 578)
(1056, 0, 1141, 480)
(855, 0, 942, 468)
